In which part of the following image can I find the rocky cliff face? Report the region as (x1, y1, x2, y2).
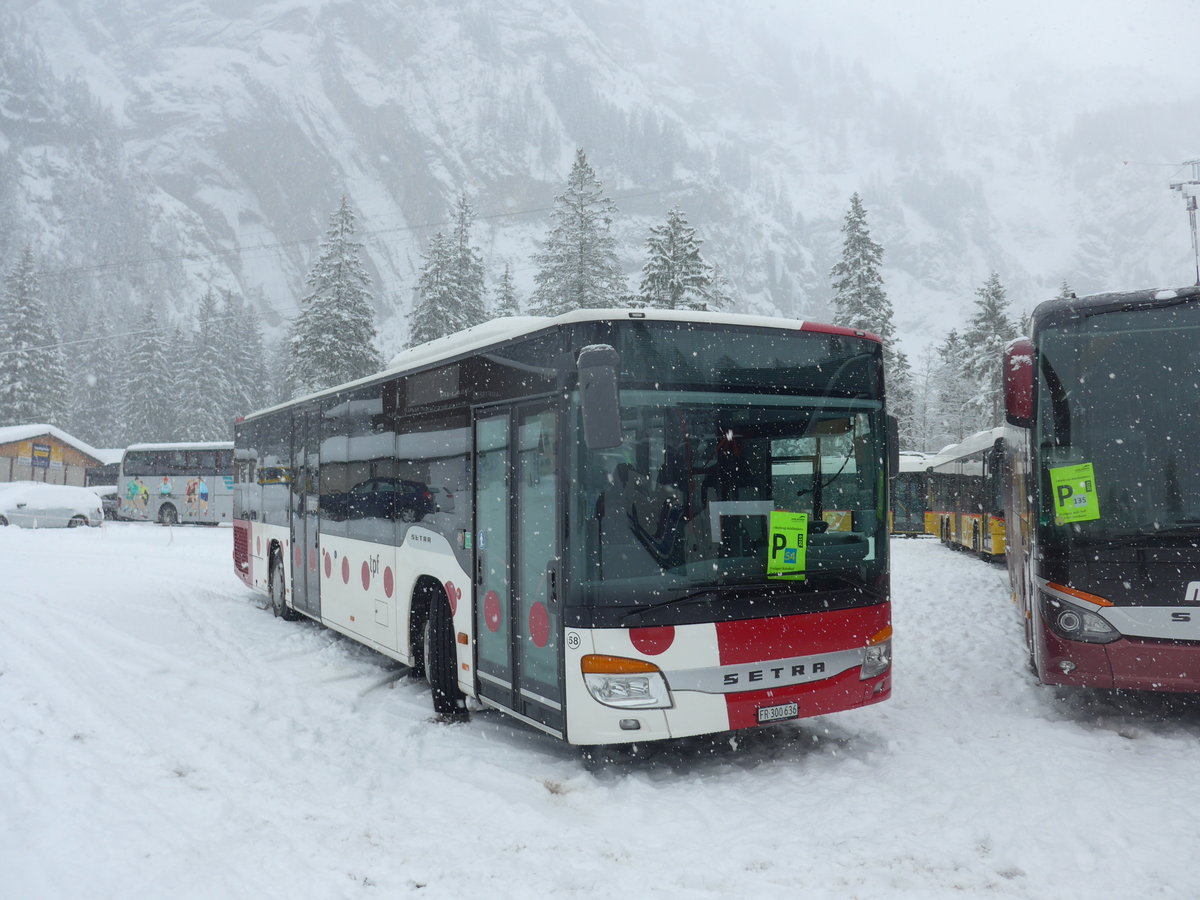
(4, 0, 1198, 356)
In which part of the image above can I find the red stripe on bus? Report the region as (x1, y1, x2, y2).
(715, 605, 889, 664)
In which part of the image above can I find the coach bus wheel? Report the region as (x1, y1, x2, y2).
(423, 591, 467, 719)
(158, 504, 179, 526)
(269, 549, 300, 621)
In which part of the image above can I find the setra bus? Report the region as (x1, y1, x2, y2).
(119, 441, 234, 525)
(891, 451, 930, 537)
(233, 310, 897, 746)
(925, 427, 1006, 560)
(1003, 285, 1200, 691)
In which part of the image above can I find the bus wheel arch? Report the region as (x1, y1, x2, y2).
(417, 578, 466, 718)
(408, 576, 442, 678)
(268, 543, 299, 621)
(158, 503, 179, 526)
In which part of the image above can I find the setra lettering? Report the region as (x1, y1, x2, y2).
(721, 660, 827, 686)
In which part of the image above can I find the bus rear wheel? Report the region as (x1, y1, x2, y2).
(158, 504, 179, 526)
(423, 592, 467, 719)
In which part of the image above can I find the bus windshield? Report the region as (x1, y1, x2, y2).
(572, 389, 886, 609)
(1037, 303, 1200, 543)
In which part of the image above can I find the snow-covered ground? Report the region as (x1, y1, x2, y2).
(3, 524, 1198, 898)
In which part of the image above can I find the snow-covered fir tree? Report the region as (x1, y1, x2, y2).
(0, 246, 68, 427)
(905, 345, 943, 453)
(268, 334, 295, 405)
(220, 289, 270, 418)
(408, 194, 490, 344)
(66, 314, 121, 446)
(451, 193, 487, 328)
(830, 194, 888, 333)
(637, 207, 712, 310)
(287, 196, 382, 396)
(530, 149, 626, 315)
(408, 231, 456, 345)
(828, 193, 914, 445)
(705, 262, 733, 312)
(492, 263, 521, 317)
(933, 329, 976, 445)
(185, 288, 233, 440)
(964, 271, 1018, 428)
(119, 303, 176, 442)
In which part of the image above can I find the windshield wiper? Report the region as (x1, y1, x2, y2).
(1076, 520, 1200, 547)
(619, 568, 875, 621)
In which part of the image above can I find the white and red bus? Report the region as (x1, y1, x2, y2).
(234, 310, 896, 745)
(1003, 285, 1200, 690)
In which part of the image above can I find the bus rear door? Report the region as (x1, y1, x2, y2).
(290, 407, 322, 618)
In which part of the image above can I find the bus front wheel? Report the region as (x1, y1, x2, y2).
(423, 591, 467, 719)
(158, 504, 178, 526)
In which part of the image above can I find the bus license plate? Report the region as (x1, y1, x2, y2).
(757, 702, 799, 723)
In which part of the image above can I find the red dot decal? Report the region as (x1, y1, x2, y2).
(361, 561, 371, 591)
(293, 545, 302, 568)
(341, 556, 350, 585)
(324, 552, 332, 578)
(309, 548, 317, 572)
(529, 602, 550, 648)
(484, 590, 502, 632)
(445, 581, 458, 615)
(383, 567, 394, 598)
(630, 626, 675, 656)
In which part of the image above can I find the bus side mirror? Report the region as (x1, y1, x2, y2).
(1004, 338, 1034, 428)
(577, 344, 622, 450)
(887, 414, 900, 475)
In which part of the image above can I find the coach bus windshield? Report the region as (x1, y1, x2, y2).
(572, 390, 887, 613)
(1036, 303, 1200, 544)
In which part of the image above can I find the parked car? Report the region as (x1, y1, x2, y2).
(428, 486, 456, 513)
(0, 482, 104, 528)
(323, 478, 436, 523)
(87, 484, 121, 520)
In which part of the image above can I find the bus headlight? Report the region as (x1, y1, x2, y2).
(861, 626, 892, 679)
(581, 655, 673, 709)
(1041, 592, 1120, 644)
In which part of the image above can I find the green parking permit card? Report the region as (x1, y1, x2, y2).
(768, 511, 808, 580)
(1049, 462, 1100, 524)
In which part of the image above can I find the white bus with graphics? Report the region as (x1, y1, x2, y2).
(119, 441, 234, 525)
(233, 310, 897, 746)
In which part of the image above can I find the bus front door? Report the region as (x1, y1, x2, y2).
(474, 402, 564, 737)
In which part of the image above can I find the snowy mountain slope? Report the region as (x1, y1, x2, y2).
(4, 0, 1198, 358)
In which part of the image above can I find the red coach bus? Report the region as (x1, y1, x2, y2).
(1003, 285, 1200, 690)
(234, 309, 896, 745)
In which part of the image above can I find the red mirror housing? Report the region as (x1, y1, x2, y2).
(1004, 337, 1034, 428)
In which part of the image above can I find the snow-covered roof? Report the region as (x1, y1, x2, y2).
(247, 309, 874, 422)
(0, 424, 109, 464)
(125, 441, 234, 452)
(925, 426, 1006, 470)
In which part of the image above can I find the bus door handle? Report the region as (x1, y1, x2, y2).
(545, 563, 559, 610)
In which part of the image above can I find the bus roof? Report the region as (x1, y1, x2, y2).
(925, 427, 1005, 470)
(125, 441, 234, 452)
(243, 308, 882, 423)
(897, 452, 931, 474)
(1032, 285, 1200, 331)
